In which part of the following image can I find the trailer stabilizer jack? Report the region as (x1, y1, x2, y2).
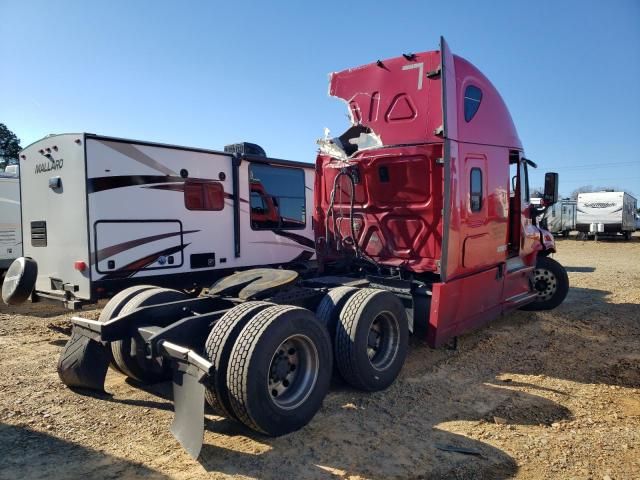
(161, 341, 213, 459)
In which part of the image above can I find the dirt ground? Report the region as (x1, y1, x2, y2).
(0, 236, 639, 480)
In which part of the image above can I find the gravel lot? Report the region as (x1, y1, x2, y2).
(1, 236, 639, 479)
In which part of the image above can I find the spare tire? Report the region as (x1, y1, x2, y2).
(2, 257, 38, 305)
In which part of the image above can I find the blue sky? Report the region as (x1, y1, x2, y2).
(1, 0, 639, 197)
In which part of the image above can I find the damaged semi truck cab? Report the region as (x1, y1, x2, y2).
(315, 37, 564, 346)
(55, 38, 568, 459)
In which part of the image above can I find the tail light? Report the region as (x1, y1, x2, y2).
(74, 261, 87, 272)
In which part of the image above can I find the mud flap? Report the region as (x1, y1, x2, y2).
(171, 367, 206, 459)
(161, 341, 213, 459)
(57, 330, 110, 392)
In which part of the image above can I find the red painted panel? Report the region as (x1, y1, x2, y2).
(329, 52, 442, 146)
(315, 145, 443, 273)
(427, 267, 504, 347)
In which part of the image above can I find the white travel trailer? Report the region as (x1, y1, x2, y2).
(0, 168, 22, 271)
(10, 134, 315, 308)
(530, 198, 576, 236)
(576, 191, 637, 239)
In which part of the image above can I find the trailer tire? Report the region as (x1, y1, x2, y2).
(111, 288, 187, 383)
(315, 287, 359, 342)
(2, 257, 37, 305)
(204, 301, 273, 418)
(521, 256, 569, 311)
(99, 285, 157, 373)
(335, 288, 408, 392)
(227, 305, 332, 436)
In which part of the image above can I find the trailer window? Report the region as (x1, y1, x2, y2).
(249, 163, 306, 230)
(464, 85, 482, 122)
(184, 180, 224, 211)
(470, 168, 483, 212)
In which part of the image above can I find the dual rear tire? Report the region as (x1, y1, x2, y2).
(205, 303, 333, 436)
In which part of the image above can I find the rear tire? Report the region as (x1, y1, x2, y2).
(99, 285, 157, 373)
(204, 301, 273, 418)
(520, 256, 569, 311)
(226, 305, 332, 436)
(315, 286, 359, 341)
(334, 288, 409, 392)
(111, 288, 187, 383)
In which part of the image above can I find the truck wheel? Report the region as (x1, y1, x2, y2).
(315, 286, 359, 341)
(2, 257, 37, 305)
(204, 301, 273, 418)
(226, 305, 332, 436)
(521, 256, 569, 311)
(335, 288, 408, 391)
(99, 285, 157, 373)
(111, 288, 187, 383)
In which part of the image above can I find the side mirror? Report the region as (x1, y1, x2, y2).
(543, 172, 559, 205)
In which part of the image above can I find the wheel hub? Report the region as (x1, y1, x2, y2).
(533, 268, 557, 301)
(366, 312, 400, 371)
(267, 335, 319, 410)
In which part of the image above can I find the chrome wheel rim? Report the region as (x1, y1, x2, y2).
(267, 335, 319, 410)
(367, 311, 400, 371)
(533, 268, 557, 301)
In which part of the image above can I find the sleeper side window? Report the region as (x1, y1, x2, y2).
(249, 163, 306, 230)
(470, 168, 483, 212)
(464, 85, 483, 122)
(184, 180, 224, 211)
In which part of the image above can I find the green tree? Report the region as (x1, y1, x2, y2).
(0, 123, 22, 169)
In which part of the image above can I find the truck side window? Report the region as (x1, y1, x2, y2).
(464, 85, 482, 122)
(470, 168, 483, 212)
(249, 163, 306, 230)
(184, 180, 224, 211)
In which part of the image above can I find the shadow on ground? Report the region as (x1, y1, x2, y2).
(0, 423, 169, 480)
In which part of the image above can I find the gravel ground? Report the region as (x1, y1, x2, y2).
(0, 236, 639, 479)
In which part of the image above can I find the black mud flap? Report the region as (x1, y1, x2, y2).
(57, 329, 110, 392)
(162, 341, 213, 459)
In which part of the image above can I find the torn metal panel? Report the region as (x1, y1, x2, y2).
(326, 50, 443, 148)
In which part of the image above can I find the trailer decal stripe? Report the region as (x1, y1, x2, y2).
(271, 230, 315, 249)
(100, 244, 190, 280)
(87, 175, 185, 193)
(100, 140, 179, 176)
(94, 230, 199, 264)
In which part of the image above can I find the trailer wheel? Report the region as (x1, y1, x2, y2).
(227, 305, 332, 436)
(315, 286, 359, 341)
(2, 257, 37, 305)
(111, 288, 187, 383)
(521, 256, 569, 311)
(334, 288, 408, 392)
(204, 301, 273, 418)
(99, 285, 157, 373)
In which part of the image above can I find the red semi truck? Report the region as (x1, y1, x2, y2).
(3, 38, 568, 458)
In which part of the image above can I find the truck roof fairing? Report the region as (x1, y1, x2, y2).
(320, 37, 522, 158)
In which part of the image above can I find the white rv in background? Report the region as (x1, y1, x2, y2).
(576, 191, 637, 239)
(14, 134, 315, 308)
(0, 167, 22, 271)
(530, 198, 576, 236)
